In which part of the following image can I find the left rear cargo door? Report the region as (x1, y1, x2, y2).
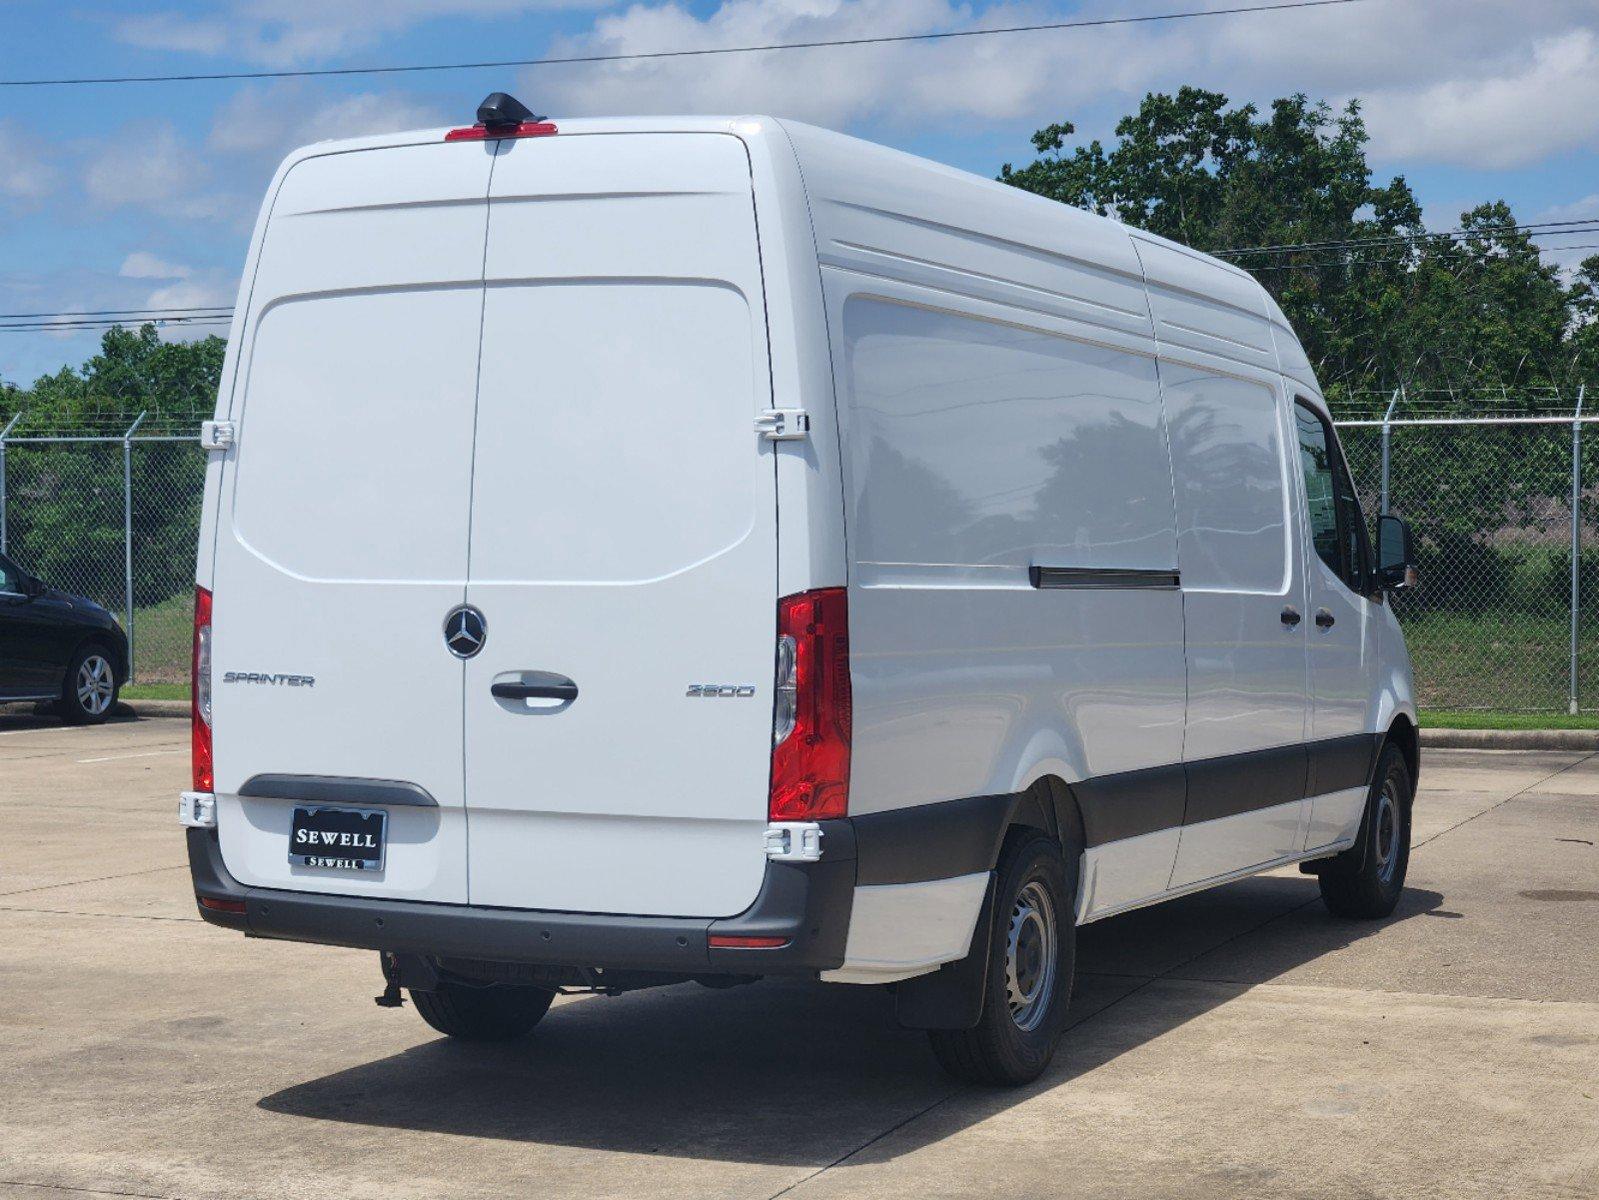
(210, 141, 495, 902)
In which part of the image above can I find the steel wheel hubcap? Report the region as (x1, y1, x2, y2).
(1005, 879, 1058, 1033)
(76, 655, 114, 715)
(1373, 779, 1401, 885)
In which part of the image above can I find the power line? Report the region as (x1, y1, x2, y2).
(0, 304, 231, 321)
(0, 0, 1371, 88)
(1215, 219, 1599, 258)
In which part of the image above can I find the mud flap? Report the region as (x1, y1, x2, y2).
(892, 871, 996, 1030)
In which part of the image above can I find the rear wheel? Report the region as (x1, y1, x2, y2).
(411, 980, 554, 1041)
(929, 831, 1075, 1087)
(1319, 742, 1412, 919)
(56, 646, 119, 725)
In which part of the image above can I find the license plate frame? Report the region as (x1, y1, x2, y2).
(288, 805, 387, 872)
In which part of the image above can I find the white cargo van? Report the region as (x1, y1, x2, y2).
(182, 95, 1421, 1085)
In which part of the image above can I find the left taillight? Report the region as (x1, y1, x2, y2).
(192, 585, 213, 793)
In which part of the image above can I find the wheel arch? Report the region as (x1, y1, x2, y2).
(1385, 712, 1419, 793)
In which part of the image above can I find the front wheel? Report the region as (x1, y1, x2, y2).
(929, 831, 1075, 1086)
(56, 646, 119, 725)
(411, 980, 554, 1041)
(1318, 742, 1412, 919)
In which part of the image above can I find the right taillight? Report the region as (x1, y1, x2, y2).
(769, 588, 851, 821)
(192, 585, 213, 793)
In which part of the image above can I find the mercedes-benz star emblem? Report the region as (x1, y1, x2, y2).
(444, 604, 486, 659)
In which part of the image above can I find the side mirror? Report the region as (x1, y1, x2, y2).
(1376, 515, 1418, 591)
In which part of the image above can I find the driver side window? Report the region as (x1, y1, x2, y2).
(1295, 400, 1370, 594)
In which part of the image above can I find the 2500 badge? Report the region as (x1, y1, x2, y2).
(686, 683, 756, 698)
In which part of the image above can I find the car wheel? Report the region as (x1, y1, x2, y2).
(1318, 742, 1412, 919)
(56, 646, 119, 725)
(928, 831, 1075, 1086)
(411, 980, 555, 1041)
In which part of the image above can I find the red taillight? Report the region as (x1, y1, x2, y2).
(192, 585, 213, 793)
(707, 935, 790, 949)
(769, 588, 851, 821)
(444, 121, 558, 142)
(197, 895, 245, 915)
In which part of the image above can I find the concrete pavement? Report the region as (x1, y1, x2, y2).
(0, 713, 1594, 1199)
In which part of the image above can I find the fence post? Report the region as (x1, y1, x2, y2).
(1571, 387, 1587, 716)
(0, 411, 19, 554)
(1380, 387, 1402, 514)
(123, 412, 147, 681)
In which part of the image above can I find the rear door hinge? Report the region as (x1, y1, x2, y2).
(755, 408, 810, 442)
(199, 420, 236, 452)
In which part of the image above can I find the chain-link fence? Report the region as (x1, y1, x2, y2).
(1335, 388, 1596, 714)
(0, 411, 204, 685)
(4, 392, 1598, 711)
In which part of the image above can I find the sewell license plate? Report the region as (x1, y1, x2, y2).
(289, 805, 387, 872)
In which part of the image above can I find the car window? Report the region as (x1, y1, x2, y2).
(1295, 400, 1369, 593)
(0, 555, 21, 594)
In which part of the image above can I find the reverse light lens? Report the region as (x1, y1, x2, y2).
(768, 588, 851, 822)
(192, 586, 213, 794)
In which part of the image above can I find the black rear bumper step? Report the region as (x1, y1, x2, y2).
(186, 824, 855, 975)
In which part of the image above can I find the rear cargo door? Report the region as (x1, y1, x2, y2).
(464, 133, 777, 917)
(210, 141, 495, 902)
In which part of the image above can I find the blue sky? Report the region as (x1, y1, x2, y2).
(3, 0, 1598, 385)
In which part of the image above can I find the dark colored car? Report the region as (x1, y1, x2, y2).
(0, 551, 128, 723)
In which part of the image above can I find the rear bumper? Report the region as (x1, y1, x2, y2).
(186, 824, 856, 975)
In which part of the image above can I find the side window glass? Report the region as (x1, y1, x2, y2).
(1295, 404, 1342, 581)
(1329, 437, 1370, 591)
(0, 556, 19, 593)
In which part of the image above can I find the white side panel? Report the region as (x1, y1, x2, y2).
(1303, 785, 1368, 852)
(1078, 828, 1183, 921)
(827, 282, 1187, 829)
(822, 872, 990, 984)
(1167, 800, 1307, 890)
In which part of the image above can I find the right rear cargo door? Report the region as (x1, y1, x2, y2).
(210, 141, 495, 902)
(462, 133, 778, 918)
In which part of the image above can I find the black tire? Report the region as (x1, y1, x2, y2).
(410, 981, 554, 1041)
(1319, 742, 1412, 919)
(55, 644, 120, 725)
(929, 831, 1076, 1087)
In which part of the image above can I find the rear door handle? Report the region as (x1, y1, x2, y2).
(1280, 607, 1302, 627)
(492, 681, 579, 702)
(1315, 609, 1336, 629)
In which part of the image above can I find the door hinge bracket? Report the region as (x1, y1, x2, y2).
(755, 409, 810, 442)
(764, 822, 823, 863)
(199, 420, 236, 452)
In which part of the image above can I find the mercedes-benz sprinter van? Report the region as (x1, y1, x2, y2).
(183, 96, 1420, 1086)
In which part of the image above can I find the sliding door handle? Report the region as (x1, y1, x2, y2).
(1280, 607, 1302, 627)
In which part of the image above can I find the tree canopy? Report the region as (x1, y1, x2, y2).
(999, 87, 1598, 409)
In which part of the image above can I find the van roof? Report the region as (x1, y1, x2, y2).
(277, 114, 1297, 385)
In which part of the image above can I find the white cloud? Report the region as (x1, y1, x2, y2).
(1363, 30, 1599, 169)
(117, 0, 610, 69)
(119, 252, 193, 280)
(0, 121, 61, 203)
(206, 83, 449, 156)
(525, 0, 1599, 171)
(82, 123, 235, 219)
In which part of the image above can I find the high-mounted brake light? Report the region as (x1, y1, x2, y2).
(446, 91, 556, 142)
(769, 588, 851, 821)
(192, 586, 213, 793)
(444, 121, 558, 142)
